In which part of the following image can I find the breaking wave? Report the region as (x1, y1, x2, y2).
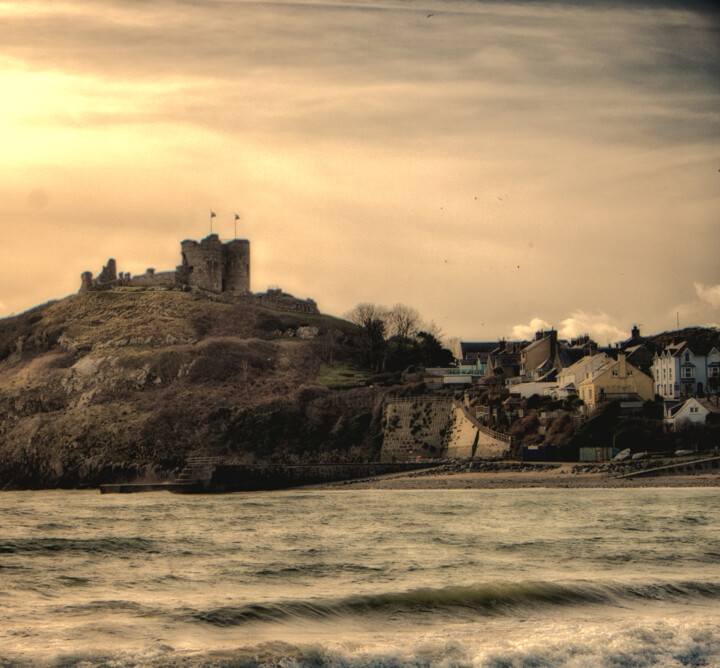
(185, 579, 720, 627)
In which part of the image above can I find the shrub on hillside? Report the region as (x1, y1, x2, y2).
(188, 338, 277, 383)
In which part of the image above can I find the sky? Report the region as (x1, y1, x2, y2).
(0, 0, 718, 345)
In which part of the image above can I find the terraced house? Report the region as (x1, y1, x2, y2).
(652, 342, 720, 400)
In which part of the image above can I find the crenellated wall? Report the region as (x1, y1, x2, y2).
(77, 234, 318, 313)
(177, 235, 250, 293)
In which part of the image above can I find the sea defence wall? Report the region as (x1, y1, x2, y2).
(380, 397, 513, 461)
(380, 397, 454, 461)
(205, 462, 435, 492)
(445, 406, 513, 459)
(100, 462, 438, 493)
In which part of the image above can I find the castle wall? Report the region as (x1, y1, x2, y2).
(180, 235, 224, 292)
(128, 270, 176, 288)
(80, 234, 315, 314)
(178, 235, 250, 293)
(252, 289, 318, 313)
(222, 239, 250, 292)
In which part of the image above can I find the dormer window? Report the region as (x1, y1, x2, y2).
(685, 353, 690, 362)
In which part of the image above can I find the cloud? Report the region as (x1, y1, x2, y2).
(667, 284, 720, 331)
(695, 283, 720, 308)
(510, 311, 626, 344)
(558, 311, 626, 345)
(509, 318, 551, 340)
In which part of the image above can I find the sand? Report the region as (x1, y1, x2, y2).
(318, 463, 720, 490)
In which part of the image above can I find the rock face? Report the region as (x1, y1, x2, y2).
(0, 289, 382, 489)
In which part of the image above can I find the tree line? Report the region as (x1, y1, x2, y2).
(343, 302, 454, 373)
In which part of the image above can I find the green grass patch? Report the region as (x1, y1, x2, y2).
(316, 362, 372, 386)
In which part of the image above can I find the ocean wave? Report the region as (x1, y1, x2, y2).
(0, 537, 160, 555)
(52, 599, 163, 618)
(183, 580, 720, 628)
(254, 563, 385, 578)
(4, 622, 719, 668)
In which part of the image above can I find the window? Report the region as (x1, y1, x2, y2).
(685, 353, 691, 362)
(682, 367, 694, 379)
(628, 370, 633, 376)
(612, 370, 618, 377)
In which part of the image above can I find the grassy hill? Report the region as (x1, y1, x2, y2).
(0, 287, 390, 489)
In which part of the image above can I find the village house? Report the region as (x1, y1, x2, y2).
(555, 352, 611, 398)
(577, 353, 654, 413)
(519, 330, 560, 381)
(652, 342, 720, 400)
(663, 396, 720, 430)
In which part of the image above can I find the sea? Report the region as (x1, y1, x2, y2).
(2, 488, 720, 668)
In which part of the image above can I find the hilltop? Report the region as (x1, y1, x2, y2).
(0, 287, 394, 489)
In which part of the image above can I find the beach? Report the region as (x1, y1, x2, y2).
(320, 462, 720, 490)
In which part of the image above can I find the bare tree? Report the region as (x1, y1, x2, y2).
(421, 319, 445, 341)
(343, 303, 389, 328)
(343, 303, 389, 371)
(317, 328, 344, 364)
(386, 303, 421, 340)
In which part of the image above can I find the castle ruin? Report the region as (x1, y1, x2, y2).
(176, 235, 250, 293)
(80, 234, 318, 314)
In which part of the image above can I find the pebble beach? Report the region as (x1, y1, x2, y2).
(320, 460, 720, 490)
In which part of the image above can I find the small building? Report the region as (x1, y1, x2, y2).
(556, 353, 610, 398)
(520, 330, 560, 381)
(577, 354, 654, 413)
(664, 397, 720, 430)
(578, 446, 616, 462)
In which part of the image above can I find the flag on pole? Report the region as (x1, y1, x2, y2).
(210, 211, 217, 218)
(234, 213, 240, 220)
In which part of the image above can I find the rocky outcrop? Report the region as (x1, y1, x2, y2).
(0, 289, 377, 489)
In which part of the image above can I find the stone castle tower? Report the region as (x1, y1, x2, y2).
(176, 234, 250, 293)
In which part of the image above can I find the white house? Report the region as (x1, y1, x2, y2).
(663, 397, 719, 430)
(512, 381, 559, 399)
(653, 343, 720, 400)
(556, 353, 610, 395)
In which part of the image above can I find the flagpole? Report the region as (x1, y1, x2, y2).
(210, 210, 216, 235)
(234, 213, 240, 239)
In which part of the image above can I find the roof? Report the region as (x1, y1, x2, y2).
(698, 397, 720, 414)
(461, 342, 502, 357)
(522, 336, 551, 354)
(559, 349, 588, 368)
(490, 352, 521, 366)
